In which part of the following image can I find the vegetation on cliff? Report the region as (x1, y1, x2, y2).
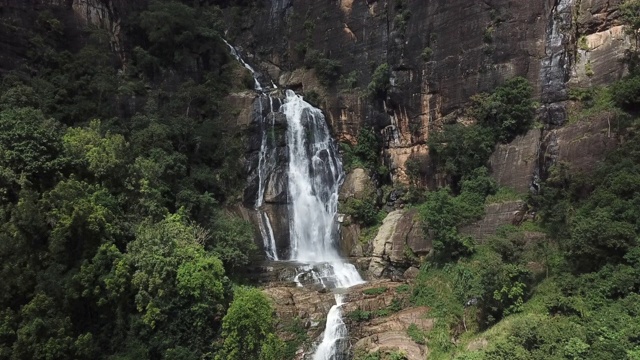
(406, 75, 640, 359)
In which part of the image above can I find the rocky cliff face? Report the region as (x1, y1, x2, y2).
(230, 1, 630, 357)
(232, 0, 597, 181)
(231, 0, 626, 185)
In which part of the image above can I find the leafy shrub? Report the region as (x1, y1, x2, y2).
(421, 47, 433, 62)
(418, 168, 496, 261)
(485, 187, 521, 204)
(347, 308, 372, 322)
(340, 70, 359, 89)
(363, 287, 388, 296)
(468, 76, 536, 143)
(406, 323, 427, 345)
(216, 287, 276, 360)
(611, 72, 640, 109)
(341, 186, 381, 226)
(341, 126, 383, 176)
(367, 63, 391, 99)
(428, 124, 495, 188)
(304, 49, 341, 86)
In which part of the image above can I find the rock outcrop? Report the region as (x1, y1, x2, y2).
(488, 130, 542, 194)
(489, 114, 618, 194)
(265, 278, 432, 359)
(460, 201, 527, 243)
(226, 0, 626, 184)
(367, 209, 430, 277)
(339, 168, 373, 200)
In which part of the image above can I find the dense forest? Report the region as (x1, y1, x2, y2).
(0, 1, 287, 359)
(2, 0, 640, 359)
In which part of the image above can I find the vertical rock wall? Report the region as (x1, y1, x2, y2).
(229, 0, 626, 185)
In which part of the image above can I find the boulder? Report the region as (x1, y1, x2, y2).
(368, 210, 430, 277)
(339, 168, 372, 200)
(403, 267, 420, 280)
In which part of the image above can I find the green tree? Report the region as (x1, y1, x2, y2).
(0, 107, 64, 195)
(468, 77, 536, 143)
(127, 213, 226, 331)
(12, 293, 94, 360)
(138, 0, 222, 71)
(208, 212, 257, 272)
(42, 178, 119, 266)
(367, 63, 390, 99)
(216, 287, 275, 360)
(621, 0, 640, 47)
(258, 334, 288, 360)
(63, 120, 129, 181)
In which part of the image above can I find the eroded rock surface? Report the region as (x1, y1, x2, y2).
(265, 279, 431, 359)
(367, 209, 429, 277)
(460, 201, 527, 243)
(339, 168, 373, 200)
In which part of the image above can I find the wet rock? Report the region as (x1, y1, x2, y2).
(256, 204, 290, 258)
(488, 129, 541, 194)
(340, 221, 361, 257)
(354, 331, 427, 360)
(541, 114, 618, 177)
(350, 243, 364, 258)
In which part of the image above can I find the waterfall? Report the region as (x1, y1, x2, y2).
(281, 90, 364, 359)
(255, 95, 279, 260)
(282, 90, 363, 287)
(223, 40, 279, 259)
(224, 41, 364, 359)
(540, 0, 573, 125)
(222, 39, 263, 91)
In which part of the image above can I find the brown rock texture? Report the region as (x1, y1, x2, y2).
(368, 209, 430, 276)
(572, 0, 627, 87)
(460, 201, 527, 242)
(339, 168, 373, 200)
(488, 129, 541, 194)
(264, 279, 429, 357)
(489, 114, 618, 195)
(541, 115, 619, 177)
(229, 0, 558, 181)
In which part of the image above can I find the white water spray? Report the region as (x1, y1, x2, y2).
(255, 96, 279, 260)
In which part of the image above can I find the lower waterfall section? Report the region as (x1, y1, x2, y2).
(313, 295, 348, 360)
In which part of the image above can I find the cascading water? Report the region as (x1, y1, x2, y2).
(539, 0, 573, 125)
(223, 39, 263, 91)
(282, 90, 363, 286)
(313, 295, 348, 360)
(281, 90, 364, 359)
(224, 40, 279, 259)
(224, 41, 364, 360)
(255, 95, 279, 260)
